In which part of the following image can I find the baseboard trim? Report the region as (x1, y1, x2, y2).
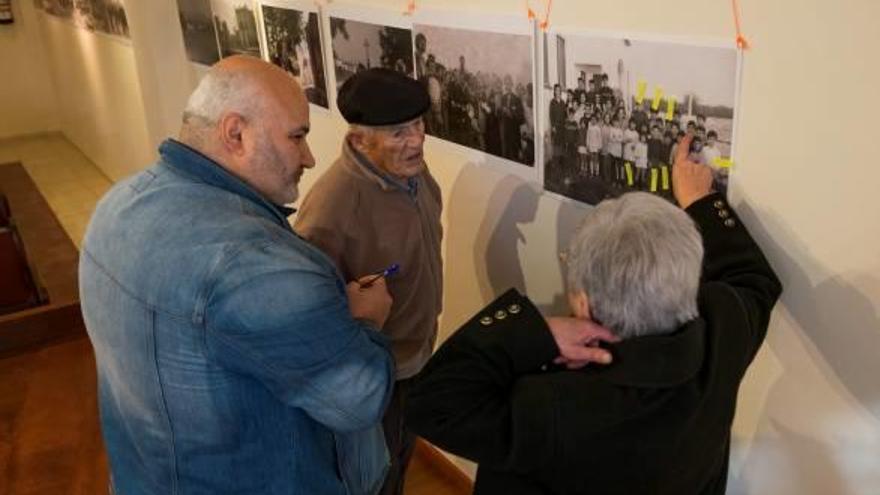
(414, 439, 474, 492)
(0, 130, 63, 144)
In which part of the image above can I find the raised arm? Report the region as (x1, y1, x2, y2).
(673, 134, 782, 356)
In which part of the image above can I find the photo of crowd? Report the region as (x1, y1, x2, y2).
(34, 0, 129, 39)
(176, 0, 221, 65)
(262, 4, 328, 108)
(211, 0, 260, 58)
(329, 17, 414, 92)
(413, 24, 535, 167)
(542, 34, 739, 205)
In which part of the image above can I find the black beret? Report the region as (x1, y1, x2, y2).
(337, 68, 430, 126)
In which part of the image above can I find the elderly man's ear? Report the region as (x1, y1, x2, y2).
(348, 128, 372, 155)
(568, 290, 591, 320)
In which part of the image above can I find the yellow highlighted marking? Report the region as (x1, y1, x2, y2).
(651, 87, 664, 111)
(625, 162, 634, 186)
(650, 168, 658, 192)
(666, 96, 677, 121)
(636, 80, 647, 104)
(713, 157, 734, 169)
(661, 165, 670, 190)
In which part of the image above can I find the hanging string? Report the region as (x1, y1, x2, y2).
(525, 0, 537, 21)
(731, 0, 750, 49)
(525, 0, 552, 31)
(538, 0, 553, 31)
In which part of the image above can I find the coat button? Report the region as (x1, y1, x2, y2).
(724, 218, 736, 228)
(494, 310, 508, 320)
(718, 209, 730, 219)
(508, 304, 521, 315)
(713, 200, 725, 209)
(480, 316, 494, 326)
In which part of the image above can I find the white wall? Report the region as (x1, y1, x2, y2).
(25, 0, 880, 491)
(0, 0, 58, 139)
(36, 11, 153, 180)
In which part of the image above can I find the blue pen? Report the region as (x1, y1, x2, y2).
(359, 263, 400, 288)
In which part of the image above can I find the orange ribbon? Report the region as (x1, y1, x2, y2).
(539, 0, 553, 31)
(732, 0, 750, 49)
(526, 0, 553, 31)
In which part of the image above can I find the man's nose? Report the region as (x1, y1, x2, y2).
(301, 141, 316, 168)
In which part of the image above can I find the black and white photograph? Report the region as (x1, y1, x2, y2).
(78, 0, 129, 38)
(413, 23, 535, 167)
(34, 0, 74, 20)
(329, 16, 414, 91)
(542, 32, 739, 205)
(211, 0, 261, 58)
(35, 0, 129, 39)
(261, 2, 328, 108)
(177, 0, 221, 65)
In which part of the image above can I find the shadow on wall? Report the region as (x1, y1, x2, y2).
(478, 176, 540, 300)
(539, 198, 592, 316)
(728, 203, 879, 494)
(442, 161, 597, 332)
(441, 164, 540, 337)
(739, 203, 880, 421)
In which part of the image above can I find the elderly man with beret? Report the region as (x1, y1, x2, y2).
(295, 68, 442, 495)
(405, 134, 782, 494)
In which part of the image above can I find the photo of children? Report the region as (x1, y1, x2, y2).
(542, 33, 739, 205)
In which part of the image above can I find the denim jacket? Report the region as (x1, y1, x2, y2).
(79, 140, 393, 494)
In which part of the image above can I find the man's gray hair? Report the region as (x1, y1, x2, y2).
(565, 192, 703, 339)
(182, 65, 266, 128)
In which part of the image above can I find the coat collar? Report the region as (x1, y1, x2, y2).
(591, 319, 706, 388)
(341, 139, 419, 199)
(158, 139, 295, 226)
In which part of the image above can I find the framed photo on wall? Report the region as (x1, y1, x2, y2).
(539, 29, 741, 206)
(257, 0, 329, 109)
(210, 0, 261, 58)
(176, 0, 222, 65)
(325, 2, 416, 101)
(34, 0, 130, 40)
(411, 9, 538, 179)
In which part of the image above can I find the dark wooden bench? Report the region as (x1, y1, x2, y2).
(0, 224, 48, 316)
(0, 193, 10, 227)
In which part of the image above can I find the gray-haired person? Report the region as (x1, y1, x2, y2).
(80, 56, 394, 494)
(405, 133, 782, 494)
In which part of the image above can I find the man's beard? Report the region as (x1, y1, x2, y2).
(254, 137, 298, 205)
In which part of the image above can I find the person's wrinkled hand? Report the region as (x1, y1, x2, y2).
(347, 276, 392, 329)
(673, 133, 714, 209)
(545, 317, 620, 369)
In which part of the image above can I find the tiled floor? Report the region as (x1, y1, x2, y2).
(0, 134, 112, 250)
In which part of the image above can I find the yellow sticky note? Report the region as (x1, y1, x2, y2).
(666, 96, 677, 121)
(625, 162, 634, 186)
(713, 157, 734, 169)
(661, 165, 670, 190)
(651, 87, 664, 111)
(650, 168, 659, 192)
(636, 80, 647, 105)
